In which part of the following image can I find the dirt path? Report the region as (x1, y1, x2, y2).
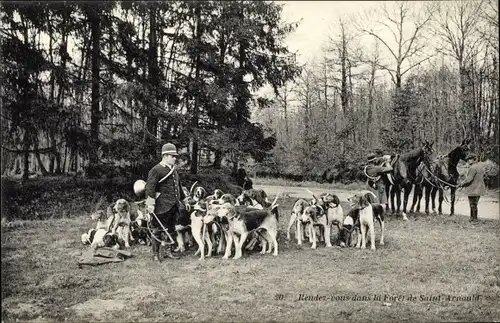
(256, 184, 499, 220)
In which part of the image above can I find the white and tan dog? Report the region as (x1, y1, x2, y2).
(106, 199, 133, 248)
(208, 197, 279, 259)
(206, 189, 224, 202)
(286, 198, 311, 242)
(81, 228, 120, 250)
(91, 210, 115, 231)
(293, 192, 344, 249)
(190, 201, 222, 260)
(345, 192, 384, 250)
(187, 189, 230, 260)
(235, 189, 270, 208)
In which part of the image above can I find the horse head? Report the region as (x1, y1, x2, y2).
(455, 138, 472, 161)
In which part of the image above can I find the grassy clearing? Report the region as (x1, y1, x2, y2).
(254, 176, 500, 199)
(254, 176, 367, 191)
(2, 197, 499, 323)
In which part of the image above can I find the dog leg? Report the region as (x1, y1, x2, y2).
(222, 232, 233, 260)
(311, 225, 317, 249)
(233, 233, 242, 259)
(324, 224, 333, 247)
(297, 221, 303, 246)
(184, 230, 194, 248)
(266, 232, 273, 254)
(355, 228, 362, 248)
(369, 222, 376, 250)
(191, 221, 204, 260)
(287, 213, 297, 240)
(217, 229, 225, 255)
(260, 234, 268, 255)
(205, 229, 213, 258)
(269, 227, 279, 256)
(175, 232, 185, 253)
(259, 230, 272, 254)
(306, 223, 316, 242)
(233, 232, 246, 260)
(125, 226, 132, 248)
(129, 228, 135, 242)
(360, 223, 367, 249)
(246, 234, 259, 250)
(379, 218, 385, 246)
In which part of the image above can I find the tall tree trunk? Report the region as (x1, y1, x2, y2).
(190, 4, 202, 174)
(34, 140, 49, 175)
(213, 18, 228, 170)
(88, 6, 101, 176)
(147, 4, 159, 158)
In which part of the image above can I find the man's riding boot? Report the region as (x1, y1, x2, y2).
(472, 209, 479, 223)
(469, 209, 478, 223)
(163, 246, 180, 259)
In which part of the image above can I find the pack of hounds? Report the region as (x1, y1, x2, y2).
(81, 183, 385, 260)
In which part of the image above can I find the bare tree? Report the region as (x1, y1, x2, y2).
(479, 0, 498, 55)
(357, 1, 437, 89)
(433, 0, 487, 146)
(275, 81, 297, 137)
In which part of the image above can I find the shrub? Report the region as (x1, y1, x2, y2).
(1, 166, 240, 221)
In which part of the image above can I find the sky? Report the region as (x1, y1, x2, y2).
(278, 1, 381, 65)
(277, 1, 441, 67)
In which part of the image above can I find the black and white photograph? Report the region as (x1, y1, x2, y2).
(1, 0, 499, 322)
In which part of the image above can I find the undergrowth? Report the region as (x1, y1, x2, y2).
(1, 166, 241, 221)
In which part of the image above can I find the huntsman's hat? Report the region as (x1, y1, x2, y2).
(161, 143, 179, 156)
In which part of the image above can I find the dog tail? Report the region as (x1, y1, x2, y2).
(269, 193, 280, 222)
(189, 181, 198, 197)
(270, 193, 280, 209)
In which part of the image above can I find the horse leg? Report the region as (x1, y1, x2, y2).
(395, 187, 402, 216)
(424, 184, 431, 214)
(410, 184, 421, 213)
(438, 188, 444, 215)
(401, 185, 410, 221)
(385, 184, 391, 212)
(449, 187, 456, 216)
(416, 186, 422, 213)
(430, 187, 438, 214)
(390, 186, 397, 215)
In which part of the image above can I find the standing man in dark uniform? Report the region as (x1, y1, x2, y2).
(364, 152, 394, 208)
(458, 153, 486, 223)
(145, 143, 186, 261)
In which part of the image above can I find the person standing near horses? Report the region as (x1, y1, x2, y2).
(145, 143, 187, 261)
(458, 153, 486, 223)
(364, 152, 394, 207)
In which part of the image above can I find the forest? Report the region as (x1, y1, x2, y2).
(1, 1, 498, 183)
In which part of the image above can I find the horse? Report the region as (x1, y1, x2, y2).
(383, 140, 435, 220)
(410, 138, 471, 216)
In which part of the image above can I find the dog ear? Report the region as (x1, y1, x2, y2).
(123, 200, 130, 212)
(357, 195, 365, 207)
(102, 234, 112, 247)
(106, 206, 115, 218)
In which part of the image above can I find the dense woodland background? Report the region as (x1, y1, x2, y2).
(1, 1, 498, 184)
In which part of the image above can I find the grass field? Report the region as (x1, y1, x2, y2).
(2, 197, 500, 322)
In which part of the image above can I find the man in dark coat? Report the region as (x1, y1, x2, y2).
(145, 143, 187, 261)
(458, 153, 486, 223)
(364, 152, 394, 207)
